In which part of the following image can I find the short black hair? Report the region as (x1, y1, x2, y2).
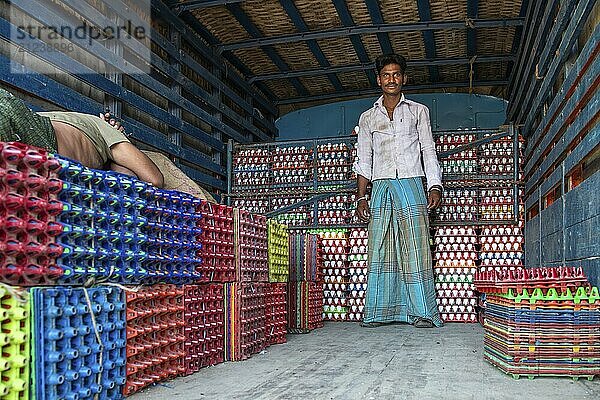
(375, 54, 407, 75)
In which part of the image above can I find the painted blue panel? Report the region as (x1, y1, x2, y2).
(276, 93, 507, 139)
(541, 230, 563, 264)
(564, 170, 600, 228)
(525, 241, 541, 267)
(540, 200, 563, 235)
(565, 214, 600, 260)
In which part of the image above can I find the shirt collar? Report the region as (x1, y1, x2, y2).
(374, 93, 407, 109)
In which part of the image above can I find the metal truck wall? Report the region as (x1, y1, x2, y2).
(275, 93, 508, 140)
(0, 0, 278, 198)
(516, 2, 599, 287)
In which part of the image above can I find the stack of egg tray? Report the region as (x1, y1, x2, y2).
(474, 266, 589, 293)
(267, 221, 289, 282)
(197, 202, 235, 282)
(232, 148, 270, 190)
(123, 285, 185, 395)
(479, 224, 524, 268)
(287, 281, 324, 333)
(270, 196, 311, 227)
(482, 286, 599, 380)
(317, 194, 354, 226)
(142, 188, 203, 284)
(347, 228, 368, 322)
(433, 226, 478, 322)
(56, 155, 151, 285)
(316, 142, 354, 182)
(0, 142, 64, 285)
(319, 229, 349, 321)
(224, 282, 267, 361)
(265, 283, 287, 345)
(234, 209, 268, 282)
(31, 286, 126, 400)
(0, 285, 29, 399)
(288, 233, 323, 282)
(183, 284, 224, 375)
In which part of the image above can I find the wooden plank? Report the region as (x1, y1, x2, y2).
(539, 164, 562, 198)
(12, 0, 252, 144)
(524, 24, 600, 157)
(518, 0, 596, 130)
(525, 186, 539, 209)
(525, 88, 600, 193)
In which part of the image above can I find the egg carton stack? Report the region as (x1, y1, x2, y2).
(231, 198, 269, 215)
(197, 202, 236, 282)
(183, 284, 224, 375)
(316, 142, 354, 183)
(234, 209, 268, 282)
(319, 229, 349, 321)
(433, 226, 479, 323)
(0, 285, 30, 400)
(224, 282, 267, 361)
(57, 155, 153, 285)
(287, 233, 324, 332)
(436, 132, 478, 177)
(31, 286, 126, 400)
(268, 220, 289, 283)
(474, 266, 599, 380)
(123, 285, 185, 396)
(347, 228, 368, 322)
(479, 224, 524, 269)
(479, 135, 524, 179)
(272, 145, 313, 188)
(318, 194, 355, 227)
(142, 188, 204, 284)
(480, 188, 524, 222)
(437, 188, 479, 222)
(232, 148, 270, 193)
(270, 196, 311, 227)
(0, 142, 64, 286)
(265, 283, 287, 345)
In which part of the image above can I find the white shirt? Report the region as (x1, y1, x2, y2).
(352, 94, 443, 191)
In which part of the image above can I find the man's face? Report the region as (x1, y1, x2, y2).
(377, 63, 406, 96)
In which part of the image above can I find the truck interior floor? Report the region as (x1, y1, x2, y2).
(127, 322, 599, 400)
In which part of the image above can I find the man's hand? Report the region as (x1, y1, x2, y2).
(356, 199, 371, 222)
(427, 189, 442, 210)
(100, 112, 125, 133)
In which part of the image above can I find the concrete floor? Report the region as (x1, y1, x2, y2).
(129, 323, 599, 400)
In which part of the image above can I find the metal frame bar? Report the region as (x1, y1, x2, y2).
(364, 0, 393, 55)
(278, 0, 344, 91)
(416, 0, 440, 82)
(249, 55, 515, 82)
(331, 0, 377, 87)
(466, 0, 479, 57)
(218, 18, 524, 52)
(275, 80, 508, 105)
(170, 0, 246, 12)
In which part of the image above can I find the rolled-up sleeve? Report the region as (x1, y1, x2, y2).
(352, 113, 373, 180)
(417, 105, 443, 190)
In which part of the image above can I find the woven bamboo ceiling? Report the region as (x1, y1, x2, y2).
(169, 0, 525, 113)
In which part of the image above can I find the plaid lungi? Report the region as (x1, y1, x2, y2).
(0, 88, 57, 152)
(363, 177, 442, 326)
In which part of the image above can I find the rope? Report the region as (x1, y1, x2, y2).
(83, 288, 104, 400)
(0, 283, 28, 304)
(468, 56, 477, 95)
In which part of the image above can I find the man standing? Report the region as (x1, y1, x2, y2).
(353, 54, 443, 328)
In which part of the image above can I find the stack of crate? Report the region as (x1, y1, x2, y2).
(475, 266, 598, 379)
(347, 228, 368, 321)
(124, 285, 185, 395)
(183, 284, 224, 374)
(320, 229, 350, 321)
(287, 233, 324, 332)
